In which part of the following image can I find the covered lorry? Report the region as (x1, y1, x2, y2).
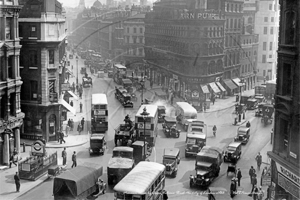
(107, 147, 135, 185)
(53, 164, 103, 200)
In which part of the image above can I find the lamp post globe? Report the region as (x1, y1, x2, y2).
(140, 107, 149, 160)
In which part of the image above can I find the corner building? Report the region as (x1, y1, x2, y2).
(145, 0, 225, 109)
(267, 0, 300, 199)
(0, 0, 24, 165)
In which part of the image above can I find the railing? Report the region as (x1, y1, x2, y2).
(19, 152, 57, 181)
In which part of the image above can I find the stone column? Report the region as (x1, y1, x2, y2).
(14, 128, 20, 154)
(3, 134, 9, 165)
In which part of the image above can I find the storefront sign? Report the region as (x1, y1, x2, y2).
(178, 10, 222, 20)
(31, 140, 45, 157)
(289, 151, 297, 159)
(0, 118, 23, 133)
(61, 83, 70, 91)
(261, 166, 272, 186)
(276, 162, 300, 199)
(191, 90, 199, 98)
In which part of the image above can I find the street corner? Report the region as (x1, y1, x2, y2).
(45, 135, 89, 148)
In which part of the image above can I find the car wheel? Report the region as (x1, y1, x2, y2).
(190, 180, 194, 188)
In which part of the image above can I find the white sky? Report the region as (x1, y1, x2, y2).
(58, 0, 106, 8)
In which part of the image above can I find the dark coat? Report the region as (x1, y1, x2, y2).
(72, 154, 76, 162)
(14, 174, 20, 183)
(237, 170, 242, 179)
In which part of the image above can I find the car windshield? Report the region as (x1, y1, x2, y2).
(196, 165, 210, 171)
(166, 122, 176, 127)
(227, 146, 236, 151)
(191, 127, 202, 132)
(163, 157, 175, 165)
(186, 138, 196, 144)
(238, 131, 246, 135)
(113, 151, 133, 159)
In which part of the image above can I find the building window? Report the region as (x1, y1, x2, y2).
(271, 17, 274, 22)
(133, 27, 136, 33)
(269, 54, 272, 58)
(5, 17, 12, 39)
(263, 42, 267, 51)
(269, 4, 272, 10)
(9, 93, 16, 116)
(269, 42, 273, 50)
(127, 27, 129, 33)
(16, 93, 21, 112)
(248, 17, 252, 24)
(284, 11, 296, 45)
(7, 56, 13, 79)
(139, 48, 143, 56)
(270, 27, 274, 35)
(226, 19, 229, 29)
(29, 50, 38, 67)
(49, 80, 56, 93)
(263, 27, 267, 34)
(281, 63, 292, 96)
(133, 36, 137, 43)
(262, 55, 266, 63)
(30, 25, 37, 37)
(230, 19, 233, 29)
(31, 80, 38, 100)
(49, 50, 54, 64)
(279, 118, 289, 153)
(264, 17, 268, 22)
(140, 27, 143, 34)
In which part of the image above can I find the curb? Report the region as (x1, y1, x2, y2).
(45, 139, 88, 149)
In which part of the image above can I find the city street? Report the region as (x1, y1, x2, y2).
(15, 55, 273, 200)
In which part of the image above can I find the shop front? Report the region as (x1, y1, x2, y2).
(221, 79, 238, 96)
(267, 152, 300, 200)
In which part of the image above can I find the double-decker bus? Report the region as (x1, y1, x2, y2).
(113, 63, 127, 84)
(91, 93, 108, 133)
(113, 161, 166, 200)
(135, 105, 158, 147)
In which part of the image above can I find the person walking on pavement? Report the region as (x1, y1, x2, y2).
(71, 151, 77, 168)
(258, 186, 264, 200)
(70, 100, 73, 107)
(14, 172, 20, 192)
(80, 102, 83, 113)
(252, 185, 259, 200)
(60, 131, 66, 144)
(70, 119, 74, 131)
(237, 168, 242, 186)
(249, 166, 256, 183)
(62, 148, 67, 166)
(77, 123, 82, 135)
(65, 125, 70, 137)
(76, 84, 79, 94)
(68, 118, 72, 128)
(81, 118, 85, 131)
(9, 148, 18, 168)
(212, 125, 217, 137)
(255, 152, 262, 171)
(251, 174, 258, 194)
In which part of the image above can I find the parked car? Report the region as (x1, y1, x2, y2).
(223, 142, 242, 163)
(234, 126, 250, 144)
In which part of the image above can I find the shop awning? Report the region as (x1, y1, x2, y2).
(232, 78, 245, 87)
(67, 91, 78, 100)
(60, 98, 76, 115)
(216, 82, 226, 92)
(223, 79, 238, 90)
(208, 82, 221, 94)
(65, 68, 74, 76)
(200, 85, 210, 94)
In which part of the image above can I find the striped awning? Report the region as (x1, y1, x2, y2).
(200, 85, 210, 94)
(232, 78, 245, 87)
(208, 82, 221, 94)
(223, 79, 238, 90)
(60, 98, 76, 115)
(216, 82, 226, 92)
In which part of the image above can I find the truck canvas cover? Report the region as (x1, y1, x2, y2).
(53, 164, 103, 198)
(108, 157, 134, 169)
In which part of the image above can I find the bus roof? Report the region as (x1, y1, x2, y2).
(176, 102, 197, 115)
(92, 93, 107, 105)
(113, 161, 165, 194)
(135, 105, 158, 118)
(114, 64, 126, 69)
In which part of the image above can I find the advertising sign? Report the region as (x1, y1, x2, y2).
(61, 83, 70, 91)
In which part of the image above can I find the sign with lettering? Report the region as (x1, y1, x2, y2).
(275, 162, 300, 186)
(176, 10, 223, 20)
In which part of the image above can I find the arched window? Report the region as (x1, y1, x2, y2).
(284, 11, 296, 45)
(202, 62, 208, 75)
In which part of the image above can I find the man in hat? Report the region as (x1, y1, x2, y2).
(14, 172, 20, 192)
(237, 168, 242, 186)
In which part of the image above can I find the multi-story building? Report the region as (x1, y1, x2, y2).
(267, 0, 300, 199)
(254, 0, 279, 81)
(0, 0, 24, 165)
(18, 0, 68, 142)
(145, 0, 225, 109)
(240, 0, 259, 90)
(123, 13, 145, 68)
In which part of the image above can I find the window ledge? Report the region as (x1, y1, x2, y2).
(28, 37, 38, 40)
(29, 67, 38, 70)
(276, 95, 292, 102)
(20, 66, 24, 69)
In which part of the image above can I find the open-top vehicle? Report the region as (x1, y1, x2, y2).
(255, 102, 267, 117)
(89, 134, 106, 155)
(114, 122, 136, 147)
(234, 126, 250, 144)
(163, 148, 180, 177)
(185, 133, 206, 157)
(162, 117, 180, 138)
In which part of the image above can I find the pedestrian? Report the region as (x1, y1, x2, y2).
(65, 125, 70, 137)
(80, 102, 83, 113)
(68, 118, 72, 127)
(71, 151, 77, 168)
(252, 185, 259, 200)
(76, 84, 79, 93)
(71, 65, 73, 70)
(203, 102, 206, 112)
(70, 100, 73, 107)
(230, 178, 237, 198)
(70, 119, 74, 131)
(255, 152, 262, 171)
(212, 96, 215, 105)
(60, 131, 66, 144)
(170, 94, 174, 105)
(162, 190, 168, 200)
(77, 123, 82, 135)
(56, 129, 60, 143)
(258, 186, 264, 200)
(9, 154, 17, 168)
(251, 175, 258, 194)
(249, 166, 256, 183)
(62, 147, 67, 166)
(237, 168, 242, 187)
(150, 80, 153, 89)
(14, 172, 20, 192)
(79, 90, 82, 98)
(81, 118, 85, 131)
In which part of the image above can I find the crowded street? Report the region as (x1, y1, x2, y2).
(13, 53, 273, 200)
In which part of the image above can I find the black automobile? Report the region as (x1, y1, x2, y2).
(162, 117, 180, 138)
(223, 142, 242, 163)
(234, 126, 250, 144)
(158, 106, 166, 123)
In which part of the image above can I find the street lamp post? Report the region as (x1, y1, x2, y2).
(238, 78, 245, 122)
(140, 77, 145, 105)
(140, 107, 149, 160)
(76, 56, 79, 86)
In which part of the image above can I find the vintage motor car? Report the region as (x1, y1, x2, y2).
(261, 104, 274, 125)
(234, 126, 250, 144)
(115, 87, 134, 108)
(158, 106, 166, 123)
(254, 94, 265, 103)
(163, 148, 180, 177)
(246, 98, 258, 110)
(131, 140, 149, 164)
(185, 133, 206, 157)
(190, 146, 223, 188)
(223, 142, 242, 163)
(121, 79, 133, 93)
(114, 122, 135, 147)
(89, 134, 106, 155)
(162, 117, 180, 138)
(82, 76, 93, 88)
(255, 102, 267, 117)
